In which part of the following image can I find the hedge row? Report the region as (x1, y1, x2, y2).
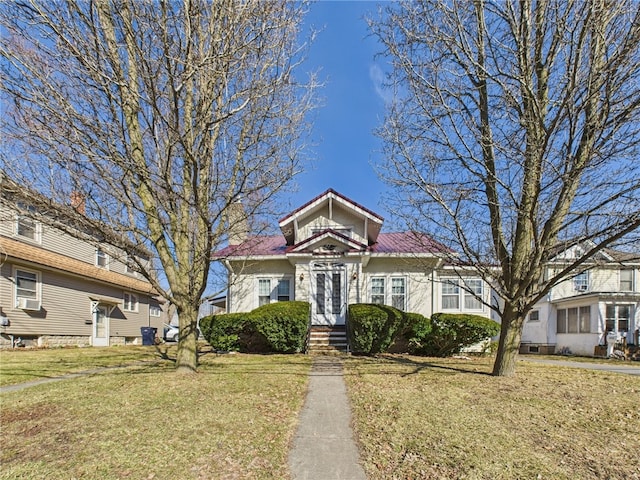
(200, 301, 499, 357)
(199, 301, 309, 353)
(348, 304, 500, 357)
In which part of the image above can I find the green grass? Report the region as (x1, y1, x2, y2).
(344, 355, 640, 480)
(1, 349, 311, 480)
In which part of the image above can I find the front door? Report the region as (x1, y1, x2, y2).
(312, 263, 346, 326)
(92, 305, 110, 346)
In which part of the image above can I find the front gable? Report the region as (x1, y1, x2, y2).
(288, 229, 368, 255)
(278, 189, 383, 246)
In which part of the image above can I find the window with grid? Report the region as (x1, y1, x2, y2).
(528, 310, 539, 322)
(258, 279, 271, 306)
(573, 271, 589, 292)
(371, 277, 385, 305)
(464, 279, 483, 310)
(442, 280, 460, 309)
(391, 278, 406, 311)
(606, 305, 631, 332)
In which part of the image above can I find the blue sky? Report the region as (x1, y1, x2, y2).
(290, 1, 392, 220)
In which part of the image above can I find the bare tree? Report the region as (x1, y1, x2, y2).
(371, 0, 640, 376)
(0, 0, 316, 372)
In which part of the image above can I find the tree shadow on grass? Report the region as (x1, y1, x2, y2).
(347, 354, 493, 377)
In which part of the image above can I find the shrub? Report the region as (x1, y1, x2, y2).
(348, 303, 414, 354)
(199, 313, 248, 352)
(411, 313, 500, 357)
(389, 311, 429, 353)
(250, 301, 309, 353)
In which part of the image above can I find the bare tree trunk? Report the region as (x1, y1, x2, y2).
(492, 307, 525, 377)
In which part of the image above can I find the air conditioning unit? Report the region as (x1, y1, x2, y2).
(17, 297, 41, 311)
(577, 285, 588, 292)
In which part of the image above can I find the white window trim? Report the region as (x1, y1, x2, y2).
(13, 266, 41, 308)
(256, 276, 293, 307)
(572, 271, 589, 292)
(123, 292, 139, 312)
(620, 269, 635, 291)
(368, 275, 408, 311)
(14, 210, 42, 244)
(96, 248, 109, 269)
(149, 305, 161, 317)
(528, 310, 540, 322)
(440, 277, 485, 312)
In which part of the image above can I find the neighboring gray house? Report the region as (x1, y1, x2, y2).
(0, 198, 166, 348)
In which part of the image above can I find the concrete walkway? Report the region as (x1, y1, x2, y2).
(289, 355, 367, 480)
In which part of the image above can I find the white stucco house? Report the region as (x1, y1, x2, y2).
(521, 244, 640, 356)
(215, 189, 497, 350)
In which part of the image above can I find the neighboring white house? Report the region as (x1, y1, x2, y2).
(0, 197, 167, 348)
(215, 189, 497, 329)
(521, 244, 640, 356)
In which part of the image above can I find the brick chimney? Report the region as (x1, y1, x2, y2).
(70, 191, 86, 214)
(226, 201, 248, 246)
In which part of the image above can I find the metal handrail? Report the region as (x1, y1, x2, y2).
(304, 302, 312, 353)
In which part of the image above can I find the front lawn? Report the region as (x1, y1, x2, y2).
(1, 349, 311, 480)
(344, 355, 640, 480)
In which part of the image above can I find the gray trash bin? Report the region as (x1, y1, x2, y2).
(141, 326, 157, 346)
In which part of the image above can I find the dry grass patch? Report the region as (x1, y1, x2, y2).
(344, 355, 640, 480)
(1, 352, 311, 480)
(0, 345, 164, 386)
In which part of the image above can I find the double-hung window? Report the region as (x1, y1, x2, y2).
(258, 277, 292, 306)
(573, 271, 589, 292)
(123, 292, 139, 312)
(620, 269, 634, 291)
(442, 278, 483, 311)
(96, 248, 108, 268)
(149, 305, 162, 317)
(391, 278, 406, 311)
(370, 277, 385, 305)
(15, 203, 40, 243)
(15, 268, 40, 309)
(606, 305, 631, 333)
(464, 279, 483, 310)
(442, 280, 460, 309)
(369, 276, 407, 310)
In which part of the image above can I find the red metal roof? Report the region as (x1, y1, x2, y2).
(214, 231, 450, 258)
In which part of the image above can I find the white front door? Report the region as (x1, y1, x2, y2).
(93, 305, 110, 346)
(312, 264, 346, 326)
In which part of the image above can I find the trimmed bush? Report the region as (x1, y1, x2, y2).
(250, 301, 310, 353)
(410, 312, 500, 357)
(200, 301, 309, 353)
(199, 312, 248, 352)
(389, 311, 430, 353)
(348, 303, 415, 354)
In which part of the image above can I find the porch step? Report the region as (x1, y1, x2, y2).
(308, 326, 348, 353)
